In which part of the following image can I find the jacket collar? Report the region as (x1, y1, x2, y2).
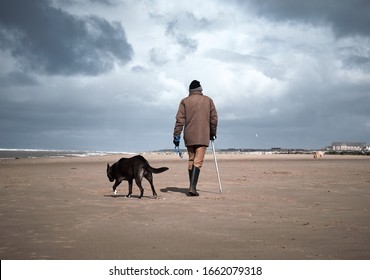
(189, 88, 203, 96)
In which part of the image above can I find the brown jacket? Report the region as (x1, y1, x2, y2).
(174, 91, 218, 147)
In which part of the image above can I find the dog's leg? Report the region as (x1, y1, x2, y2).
(144, 172, 157, 198)
(112, 179, 122, 196)
(126, 179, 133, 198)
(134, 177, 144, 199)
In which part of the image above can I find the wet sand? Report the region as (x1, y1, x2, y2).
(0, 153, 369, 259)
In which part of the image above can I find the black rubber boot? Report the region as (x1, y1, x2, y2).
(187, 166, 200, 196)
(187, 167, 192, 195)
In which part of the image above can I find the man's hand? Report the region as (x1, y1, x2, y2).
(173, 135, 180, 147)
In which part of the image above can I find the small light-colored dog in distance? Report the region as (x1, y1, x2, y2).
(313, 151, 324, 159)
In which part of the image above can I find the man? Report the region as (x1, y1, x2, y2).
(173, 80, 218, 196)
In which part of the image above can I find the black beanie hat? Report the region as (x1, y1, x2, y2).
(189, 80, 201, 90)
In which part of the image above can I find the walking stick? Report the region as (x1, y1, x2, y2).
(211, 140, 222, 193)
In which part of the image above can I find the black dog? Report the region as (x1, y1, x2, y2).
(107, 155, 169, 198)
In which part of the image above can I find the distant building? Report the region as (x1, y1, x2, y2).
(331, 142, 367, 151)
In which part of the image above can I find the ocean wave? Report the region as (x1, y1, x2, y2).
(0, 149, 133, 159)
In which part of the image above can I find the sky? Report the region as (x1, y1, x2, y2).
(1, 0, 370, 152)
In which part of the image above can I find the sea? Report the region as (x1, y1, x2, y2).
(0, 149, 130, 159)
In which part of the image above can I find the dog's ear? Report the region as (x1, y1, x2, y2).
(107, 163, 110, 171)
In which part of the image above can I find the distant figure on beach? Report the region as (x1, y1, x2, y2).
(173, 80, 218, 196)
(313, 151, 324, 159)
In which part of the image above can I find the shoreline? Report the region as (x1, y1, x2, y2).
(1, 147, 370, 161)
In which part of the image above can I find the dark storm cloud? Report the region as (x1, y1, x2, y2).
(0, 71, 38, 87)
(344, 54, 370, 71)
(238, 0, 370, 38)
(0, 82, 171, 150)
(0, 0, 133, 76)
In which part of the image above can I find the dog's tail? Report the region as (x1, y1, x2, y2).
(146, 166, 169, 174)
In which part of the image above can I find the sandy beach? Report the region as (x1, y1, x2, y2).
(0, 153, 369, 260)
